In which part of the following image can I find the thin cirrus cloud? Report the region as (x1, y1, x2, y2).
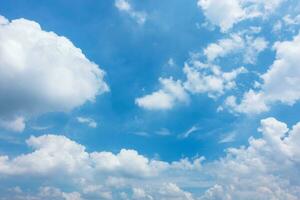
(115, 0, 147, 25)
(0, 15, 109, 132)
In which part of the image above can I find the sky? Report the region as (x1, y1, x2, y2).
(0, 0, 300, 199)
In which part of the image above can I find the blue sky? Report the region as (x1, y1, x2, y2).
(0, 0, 300, 199)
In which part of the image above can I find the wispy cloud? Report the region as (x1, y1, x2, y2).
(115, 0, 147, 25)
(77, 117, 97, 128)
(155, 128, 171, 136)
(218, 132, 236, 144)
(179, 125, 201, 139)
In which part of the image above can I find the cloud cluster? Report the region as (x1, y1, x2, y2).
(225, 32, 300, 114)
(204, 33, 268, 64)
(1, 117, 300, 199)
(136, 55, 246, 110)
(198, 0, 286, 31)
(0, 16, 108, 132)
(200, 117, 300, 199)
(0, 134, 202, 199)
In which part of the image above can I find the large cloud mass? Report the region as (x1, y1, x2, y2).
(0, 16, 108, 131)
(1, 117, 300, 199)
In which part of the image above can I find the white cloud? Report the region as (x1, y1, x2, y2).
(135, 77, 189, 110)
(198, 0, 244, 32)
(158, 183, 194, 200)
(204, 34, 268, 64)
(179, 125, 200, 139)
(115, 0, 147, 25)
(132, 187, 153, 200)
(199, 117, 300, 199)
(198, 0, 286, 32)
(0, 15, 108, 132)
(0, 133, 202, 199)
(183, 60, 247, 98)
(136, 56, 246, 111)
(0, 117, 25, 132)
(77, 117, 97, 128)
(218, 131, 236, 143)
(2, 117, 300, 199)
(225, 32, 300, 114)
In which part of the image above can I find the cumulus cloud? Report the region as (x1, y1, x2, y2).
(3, 186, 82, 200)
(135, 77, 189, 110)
(198, 0, 286, 32)
(199, 117, 300, 199)
(225, 32, 300, 114)
(183, 60, 247, 98)
(77, 117, 97, 128)
(204, 33, 268, 64)
(0, 133, 203, 199)
(115, 0, 147, 25)
(136, 55, 246, 110)
(2, 117, 300, 199)
(0, 15, 108, 132)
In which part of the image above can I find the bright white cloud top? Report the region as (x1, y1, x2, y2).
(1, 117, 300, 199)
(226, 32, 300, 114)
(198, 0, 286, 31)
(0, 16, 108, 132)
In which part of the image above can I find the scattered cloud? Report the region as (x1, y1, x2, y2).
(0, 117, 25, 133)
(136, 55, 246, 111)
(77, 117, 98, 128)
(156, 128, 171, 136)
(136, 77, 189, 110)
(218, 131, 236, 143)
(179, 125, 201, 139)
(198, 0, 286, 32)
(0, 15, 108, 132)
(204, 33, 268, 64)
(225, 32, 300, 114)
(183, 58, 247, 98)
(115, 0, 147, 25)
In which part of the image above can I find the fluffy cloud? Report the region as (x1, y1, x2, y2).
(136, 56, 246, 110)
(115, 0, 147, 25)
(225, 32, 300, 114)
(204, 34, 267, 64)
(198, 0, 286, 31)
(199, 117, 300, 199)
(1, 117, 300, 199)
(2, 186, 82, 200)
(198, 0, 245, 32)
(183, 60, 246, 98)
(0, 134, 201, 199)
(0, 16, 108, 132)
(135, 77, 189, 110)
